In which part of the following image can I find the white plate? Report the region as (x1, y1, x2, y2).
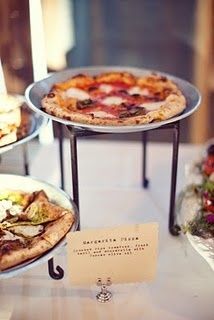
(0, 102, 48, 155)
(0, 174, 78, 279)
(177, 190, 214, 271)
(187, 233, 214, 271)
(25, 66, 201, 133)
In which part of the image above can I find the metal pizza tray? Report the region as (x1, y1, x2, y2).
(0, 100, 48, 155)
(25, 66, 201, 133)
(0, 174, 79, 279)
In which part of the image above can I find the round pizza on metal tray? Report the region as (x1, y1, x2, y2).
(41, 71, 186, 126)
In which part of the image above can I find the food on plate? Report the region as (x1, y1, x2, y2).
(0, 94, 22, 147)
(202, 144, 214, 177)
(182, 143, 214, 239)
(41, 71, 186, 126)
(0, 189, 75, 270)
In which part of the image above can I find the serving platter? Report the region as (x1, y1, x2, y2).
(25, 66, 201, 133)
(177, 189, 214, 271)
(0, 102, 48, 154)
(0, 174, 79, 279)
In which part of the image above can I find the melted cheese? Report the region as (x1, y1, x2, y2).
(0, 200, 12, 222)
(8, 225, 44, 238)
(128, 86, 150, 96)
(1, 230, 23, 241)
(0, 108, 21, 126)
(0, 200, 23, 222)
(0, 122, 8, 130)
(140, 101, 164, 111)
(9, 204, 23, 216)
(0, 94, 22, 113)
(102, 96, 124, 106)
(99, 84, 113, 93)
(65, 88, 90, 100)
(0, 210, 7, 223)
(90, 111, 116, 119)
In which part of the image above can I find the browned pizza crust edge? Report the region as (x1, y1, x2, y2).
(0, 212, 74, 271)
(41, 91, 186, 126)
(41, 72, 186, 126)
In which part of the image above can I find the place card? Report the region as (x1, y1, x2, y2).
(67, 222, 158, 285)
(0, 303, 13, 320)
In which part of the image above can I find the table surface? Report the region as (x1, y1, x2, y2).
(0, 139, 213, 320)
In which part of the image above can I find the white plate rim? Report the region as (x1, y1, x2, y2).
(25, 66, 201, 133)
(176, 189, 214, 271)
(0, 174, 79, 279)
(0, 106, 48, 154)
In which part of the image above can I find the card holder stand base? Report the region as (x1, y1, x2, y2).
(96, 277, 112, 303)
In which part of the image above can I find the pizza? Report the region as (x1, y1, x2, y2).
(0, 94, 32, 147)
(41, 71, 186, 126)
(182, 143, 214, 239)
(17, 104, 33, 140)
(0, 189, 75, 270)
(0, 94, 22, 147)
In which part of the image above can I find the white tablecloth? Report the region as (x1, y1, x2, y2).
(0, 139, 213, 320)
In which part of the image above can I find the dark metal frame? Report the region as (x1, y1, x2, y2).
(66, 121, 181, 235)
(141, 122, 181, 235)
(48, 120, 181, 279)
(48, 123, 65, 280)
(0, 121, 181, 279)
(22, 144, 29, 175)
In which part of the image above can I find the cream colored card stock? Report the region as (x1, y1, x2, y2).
(67, 223, 158, 285)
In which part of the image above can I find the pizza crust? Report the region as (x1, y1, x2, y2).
(95, 72, 136, 86)
(0, 212, 74, 271)
(53, 74, 94, 91)
(0, 130, 17, 147)
(0, 237, 51, 271)
(42, 92, 185, 126)
(41, 72, 186, 126)
(41, 212, 74, 246)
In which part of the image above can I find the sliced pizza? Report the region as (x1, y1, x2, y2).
(0, 189, 75, 271)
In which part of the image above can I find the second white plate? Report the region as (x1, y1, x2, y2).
(0, 174, 78, 279)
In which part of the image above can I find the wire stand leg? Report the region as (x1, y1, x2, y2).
(142, 131, 149, 188)
(23, 143, 29, 175)
(58, 123, 65, 190)
(48, 258, 64, 280)
(48, 124, 65, 280)
(169, 121, 181, 236)
(70, 132, 80, 230)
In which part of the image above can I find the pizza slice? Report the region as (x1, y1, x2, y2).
(0, 189, 75, 271)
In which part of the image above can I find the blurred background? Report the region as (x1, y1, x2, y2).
(0, 0, 213, 143)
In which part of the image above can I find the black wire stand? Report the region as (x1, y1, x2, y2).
(47, 123, 66, 280)
(24, 65, 201, 280)
(48, 120, 181, 279)
(0, 120, 182, 280)
(66, 121, 181, 235)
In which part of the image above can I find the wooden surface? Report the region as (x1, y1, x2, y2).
(191, 0, 214, 143)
